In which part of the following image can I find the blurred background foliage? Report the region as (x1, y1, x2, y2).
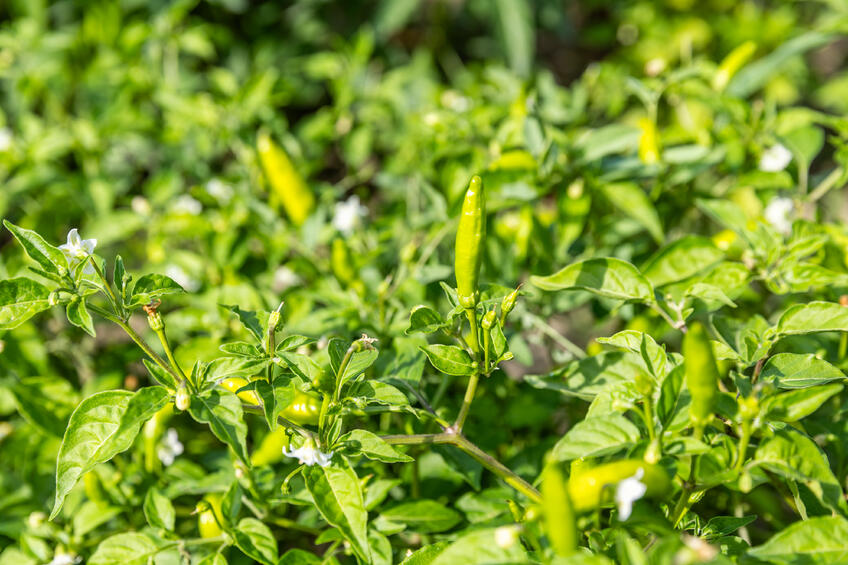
(3, 0, 848, 561)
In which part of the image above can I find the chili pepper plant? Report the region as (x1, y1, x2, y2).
(4, 2, 848, 565)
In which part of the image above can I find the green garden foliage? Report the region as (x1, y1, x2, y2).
(3, 1, 848, 563)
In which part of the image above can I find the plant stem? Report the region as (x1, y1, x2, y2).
(465, 307, 480, 354)
(88, 256, 122, 317)
(154, 327, 188, 384)
(734, 421, 751, 473)
(381, 432, 541, 503)
(454, 372, 480, 433)
(670, 485, 693, 527)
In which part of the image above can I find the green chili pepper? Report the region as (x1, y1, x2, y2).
(567, 459, 671, 513)
(257, 131, 315, 226)
(541, 463, 577, 556)
(683, 322, 719, 435)
(455, 175, 485, 308)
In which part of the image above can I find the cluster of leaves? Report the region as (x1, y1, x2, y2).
(4, 1, 848, 564)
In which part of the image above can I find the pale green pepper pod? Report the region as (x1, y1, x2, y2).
(683, 322, 719, 436)
(541, 463, 577, 556)
(713, 41, 757, 91)
(455, 175, 485, 308)
(257, 131, 315, 226)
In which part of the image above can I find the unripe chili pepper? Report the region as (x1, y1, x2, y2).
(501, 287, 519, 317)
(455, 175, 485, 307)
(257, 131, 314, 226)
(638, 118, 660, 165)
(219, 377, 260, 405)
(515, 205, 534, 262)
(280, 391, 321, 426)
(481, 308, 496, 331)
(175, 384, 190, 411)
(331, 238, 357, 287)
(197, 494, 225, 538)
(683, 322, 719, 435)
(541, 463, 577, 556)
(567, 460, 671, 513)
(713, 41, 757, 91)
(251, 427, 291, 466)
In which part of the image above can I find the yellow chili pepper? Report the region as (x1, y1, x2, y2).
(257, 131, 314, 226)
(713, 41, 757, 91)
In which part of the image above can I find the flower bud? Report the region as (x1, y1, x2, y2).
(481, 308, 496, 330)
(175, 385, 190, 411)
(147, 311, 164, 332)
(501, 287, 520, 316)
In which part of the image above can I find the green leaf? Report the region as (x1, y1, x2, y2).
(279, 549, 323, 564)
(3, 220, 67, 275)
(349, 381, 410, 406)
(552, 413, 640, 461)
(329, 338, 379, 385)
(596, 331, 667, 378)
(303, 457, 371, 564)
(222, 304, 265, 343)
(276, 334, 313, 352)
(640, 236, 724, 287)
(143, 487, 175, 531)
(99, 386, 170, 457)
(142, 359, 179, 390)
(428, 526, 528, 564)
(339, 429, 413, 463)
(220, 341, 263, 357)
(0, 278, 52, 330)
(66, 298, 95, 337)
(531, 258, 654, 303)
(406, 305, 447, 335)
(51, 390, 133, 519)
(379, 500, 461, 533)
(657, 364, 687, 429)
(598, 182, 664, 244)
(752, 428, 845, 514)
(10, 377, 78, 437)
(420, 344, 475, 376)
(776, 301, 848, 336)
(188, 390, 249, 463)
(763, 384, 842, 422)
(746, 516, 848, 564)
(700, 515, 757, 540)
(129, 273, 184, 306)
(525, 351, 644, 400)
(72, 501, 123, 537)
(493, 0, 533, 78)
(232, 517, 278, 565)
(88, 532, 162, 565)
(760, 353, 846, 389)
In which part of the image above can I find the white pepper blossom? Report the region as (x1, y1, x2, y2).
(494, 525, 520, 549)
(282, 441, 333, 467)
(615, 468, 647, 520)
(205, 178, 233, 203)
(764, 195, 794, 235)
(47, 553, 79, 565)
(172, 194, 203, 215)
(157, 428, 184, 466)
(0, 128, 12, 152)
(332, 195, 367, 235)
(58, 229, 97, 274)
(759, 144, 792, 172)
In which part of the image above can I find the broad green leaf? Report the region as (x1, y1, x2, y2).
(220, 341, 263, 358)
(275, 351, 323, 383)
(0, 278, 52, 330)
(303, 457, 371, 564)
(763, 384, 842, 422)
(10, 377, 78, 437)
(129, 273, 184, 306)
(339, 429, 413, 463)
(406, 305, 447, 335)
(3, 221, 67, 275)
(275, 334, 313, 352)
(349, 381, 410, 406)
(66, 298, 95, 337)
(531, 258, 654, 303)
(493, 0, 533, 78)
(222, 304, 265, 343)
(279, 549, 323, 564)
(700, 515, 757, 540)
(143, 487, 175, 531)
(420, 344, 475, 376)
(51, 390, 133, 519)
(599, 182, 663, 244)
(776, 301, 848, 336)
(329, 338, 379, 385)
(72, 501, 123, 537)
(379, 500, 461, 533)
(696, 199, 748, 234)
(552, 413, 640, 461)
(657, 364, 687, 429)
(400, 542, 450, 564)
(760, 353, 846, 389)
(596, 331, 667, 378)
(100, 386, 171, 456)
(188, 390, 249, 463)
(88, 532, 162, 565)
(232, 517, 278, 565)
(641, 236, 724, 287)
(428, 526, 528, 565)
(525, 351, 644, 400)
(143, 359, 179, 390)
(746, 516, 848, 564)
(752, 428, 845, 514)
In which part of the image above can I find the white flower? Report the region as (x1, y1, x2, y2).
(332, 195, 367, 235)
(759, 144, 792, 172)
(494, 525, 520, 549)
(615, 468, 647, 520)
(164, 264, 200, 292)
(172, 194, 202, 215)
(0, 128, 12, 152)
(205, 178, 233, 203)
(131, 196, 151, 216)
(157, 428, 184, 466)
(764, 195, 794, 235)
(282, 442, 333, 467)
(272, 266, 300, 292)
(58, 229, 97, 274)
(48, 553, 79, 565)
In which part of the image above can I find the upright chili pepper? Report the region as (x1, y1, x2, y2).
(541, 463, 577, 556)
(257, 131, 315, 226)
(683, 322, 719, 437)
(638, 118, 660, 165)
(713, 41, 757, 91)
(455, 175, 485, 308)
